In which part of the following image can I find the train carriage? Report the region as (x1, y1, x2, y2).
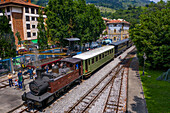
(73, 46, 114, 77)
(109, 38, 129, 56)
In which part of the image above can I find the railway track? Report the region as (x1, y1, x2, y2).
(7, 104, 39, 113)
(66, 49, 135, 113)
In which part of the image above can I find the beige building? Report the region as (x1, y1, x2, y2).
(0, 0, 46, 48)
(106, 19, 130, 42)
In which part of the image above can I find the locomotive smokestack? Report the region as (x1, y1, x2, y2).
(36, 68, 42, 79)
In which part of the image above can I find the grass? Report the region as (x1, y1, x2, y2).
(139, 67, 170, 113)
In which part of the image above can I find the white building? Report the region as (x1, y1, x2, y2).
(106, 19, 130, 42)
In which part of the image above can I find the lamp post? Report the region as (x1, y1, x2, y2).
(143, 53, 147, 76)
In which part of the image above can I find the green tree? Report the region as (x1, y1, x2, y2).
(37, 7, 48, 50)
(0, 11, 16, 59)
(45, 0, 105, 49)
(130, 1, 170, 69)
(15, 31, 21, 46)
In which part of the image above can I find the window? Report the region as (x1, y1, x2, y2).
(102, 54, 104, 58)
(105, 52, 107, 56)
(7, 7, 10, 12)
(33, 32, 36, 36)
(36, 9, 38, 14)
(26, 24, 30, 29)
(25, 7, 29, 13)
(31, 8, 35, 14)
(32, 25, 35, 28)
(114, 37, 116, 41)
(88, 59, 90, 65)
(26, 16, 30, 21)
(8, 15, 11, 21)
(32, 17, 35, 21)
(96, 56, 98, 62)
(114, 29, 116, 33)
(99, 54, 101, 59)
(27, 32, 31, 37)
(0, 9, 2, 13)
(92, 58, 94, 64)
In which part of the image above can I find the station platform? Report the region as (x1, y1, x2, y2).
(127, 55, 148, 113)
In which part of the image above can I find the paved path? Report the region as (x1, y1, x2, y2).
(127, 55, 148, 113)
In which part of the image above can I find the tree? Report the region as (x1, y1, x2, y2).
(37, 7, 48, 50)
(130, 1, 170, 69)
(0, 11, 16, 59)
(45, 0, 105, 49)
(15, 31, 21, 46)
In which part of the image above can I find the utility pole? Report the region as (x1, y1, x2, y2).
(143, 53, 147, 76)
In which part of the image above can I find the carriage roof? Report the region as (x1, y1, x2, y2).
(73, 46, 114, 60)
(109, 38, 129, 46)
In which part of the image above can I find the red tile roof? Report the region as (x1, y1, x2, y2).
(102, 17, 111, 22)
(107, 19, 130, 24)
(0, 0, 44, 8)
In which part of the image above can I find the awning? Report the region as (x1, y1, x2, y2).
(60, 58, 81, 64)
(64, 38, 80, 41)
(31, 39, 38, 44)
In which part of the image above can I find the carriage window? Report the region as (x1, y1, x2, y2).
(110, 50, 112, 54)
(92, 58, 94, 64)
(99, 54, 101, 59)
(89, 59, 90, 65)
(102, 53, 104, 58)
(105, 52, 107, 56)
(96, 56, 98, 62)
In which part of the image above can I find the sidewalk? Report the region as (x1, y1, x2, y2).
(127, 55, 148, 113)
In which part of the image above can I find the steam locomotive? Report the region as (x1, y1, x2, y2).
(22, 39, 132, 109)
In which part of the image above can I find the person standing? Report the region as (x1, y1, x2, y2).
(27, 67, 33, 79)
(7, 73, 13, 87)
(18, 70, 23, 89)
(45, 65, 49, 73)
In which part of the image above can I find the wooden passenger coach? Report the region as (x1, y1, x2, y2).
(73, 46, 114, 77)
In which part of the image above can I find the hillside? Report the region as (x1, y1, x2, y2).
(32, 0, 151, 9)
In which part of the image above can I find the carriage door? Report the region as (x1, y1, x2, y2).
(85, 60, 88, 72)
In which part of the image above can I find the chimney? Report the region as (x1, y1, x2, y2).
(28, 0, 31, 3)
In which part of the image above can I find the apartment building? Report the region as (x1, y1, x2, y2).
(0, 0, 46, 48)
(106, 19, 130, 42)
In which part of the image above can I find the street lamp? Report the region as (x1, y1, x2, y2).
(143, 53, 147, 76)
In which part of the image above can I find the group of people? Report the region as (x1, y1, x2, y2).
(7, 70, 25, 90)
(7, 67, 35, 90)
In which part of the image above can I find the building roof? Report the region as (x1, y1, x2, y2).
(0, 0, 43, 8)
(73, 46, 114, 60)
(107, 19, 130, 25)
(102, 17, 111, 22)
(64, 38, 80, 42)
(109, 38, 129, 46)
(60, 58, 81, 64)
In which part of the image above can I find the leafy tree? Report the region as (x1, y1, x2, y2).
(130, 1, 170, 69)
(37, 7, 48, 50)
(0, 11, 16, 59)
(15, 31, 21, 46)
(45, 0, 105, 49)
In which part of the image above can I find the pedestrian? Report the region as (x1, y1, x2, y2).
(14, 79, 18, 89)
(7, 73, 13, 87)
(27, 67, 33, 79)
(18, 70, 23, 89)
(45, 65, 49, 73)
